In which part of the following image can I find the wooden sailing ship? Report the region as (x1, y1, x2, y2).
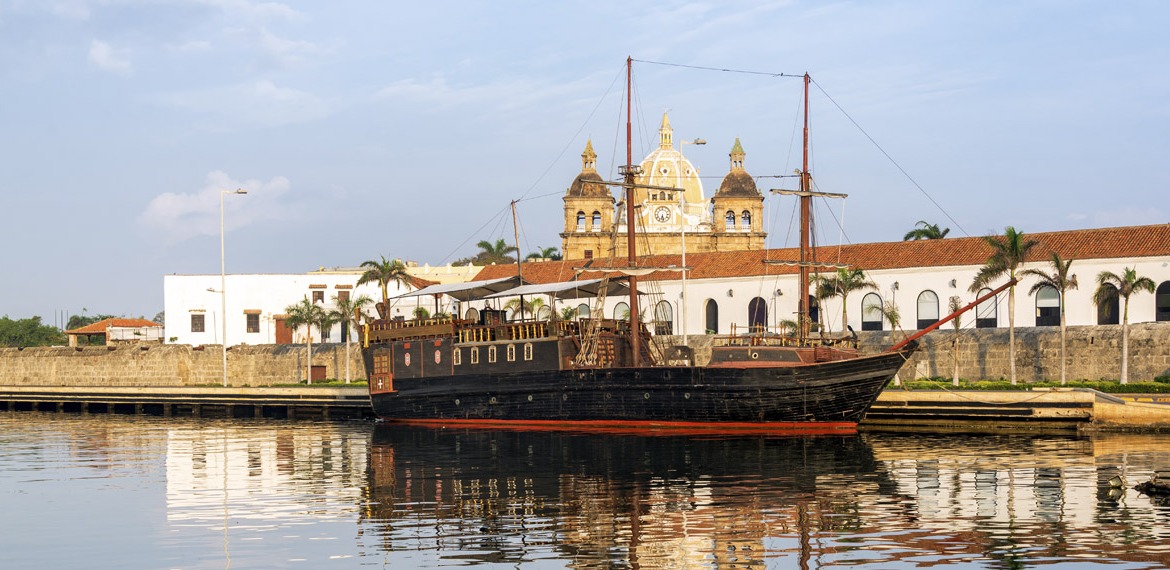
(359, 58, 996, 432)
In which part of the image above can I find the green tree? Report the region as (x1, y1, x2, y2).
(0, 316, 66, 347)
(1020, 253, 1078, 385)
(332, 293, 373, 384)
(475, 239, 519, 265)
(1093, 267, 1156, 384)
(816, 267, 878, 332)
(903, 220, 950, 241)
(357, 255, 412, 319)
(504, 297, 544, 321)
(412, 306, 431, 320)
(560, 306, 579, 320)
(526, 246, 563, 261)
(969, 226, 1038, 385)
(284, 297, 326, 384)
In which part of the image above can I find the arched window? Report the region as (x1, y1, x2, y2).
(654, 300, 673, 335)
(614, 302, 629, 321)
(1035, 285, 1060, 326)
(704, 299, 719, 334)
(464, 307, 479, 323)
(916, 290, 939, 330)
(1157, 281, 1170, 322)
(591, 211, 602, 232)
(807, 295, 820, 329)
(975, 287, 997, 328)
(725, 211, 735, 231)
(536, 305, 552, 321)
(861, 293, 883, 331)
(576, 211, 586, 232)
(1097, 283, 1119, 325)
(740, 210, 751, 231)
(577, 303, 590, 320)
(748, 297, 767, 331)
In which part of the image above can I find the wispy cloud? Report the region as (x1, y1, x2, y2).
(88, 40, 131, 74)
(158, 80, 333, 129)
(138, 170, 294, 243)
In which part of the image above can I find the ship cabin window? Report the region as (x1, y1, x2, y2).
(471, 347, 480, 364)
(1097, 283, 1120, 325)
(724, 211, 735, 231)
(1156, 281, 1170, 321)
(1035, 285, 1061, 327)
(653, 301, 673, 335)
(592, 211, 601, 232)
(506, 344, 516, 362)
(861, 293, 883, 331)
(453, 348, 462, 366)
(741, 210, 751, 231)
(916, 290, 939, 330)
(577, 303, 590, 319)
(614, 302, 629, 321)
(975, 288, 997, 328)
(190, 313, 205, 333)
(576, 211, 586, 232)
(524, 343, 533, 361)
(488, 345, 497, 363)
(748, 297, 767, 332)
(704, 299, 719, 334)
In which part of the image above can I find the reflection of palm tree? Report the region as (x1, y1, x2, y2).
(816, 268, 877, 332)
(902, 220, 950, 240)
(969, 226, 1038, 385)
(476, 239, 519, 265)
(1020, 253, 1077, 384)
(526, 246, 563, 261)
(1093, 267, 1155, 384)
(332, 293, 372, 384)
(357, 256, 411, 318)
(284, 297, 326, 384)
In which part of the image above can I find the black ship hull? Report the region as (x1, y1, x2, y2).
(365, 346, 913, 431)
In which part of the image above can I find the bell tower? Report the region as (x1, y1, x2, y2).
(561, 140, 615, 260)
(711, 138, 766, 250)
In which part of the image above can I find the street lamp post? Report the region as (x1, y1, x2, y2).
(220, 188, 247, 387)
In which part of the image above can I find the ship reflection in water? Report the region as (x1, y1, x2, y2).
(361, 426, 1170, 569)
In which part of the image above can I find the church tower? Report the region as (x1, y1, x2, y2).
(710, 138, 766, 250)
(560, 140, 615, 260)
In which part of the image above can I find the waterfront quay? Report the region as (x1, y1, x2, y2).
(0, 385, 373, 420)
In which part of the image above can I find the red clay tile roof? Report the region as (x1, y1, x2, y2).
(473, 224, 1170, 284)
(65, 318, 162, 335)
(406, 275, 438, 289)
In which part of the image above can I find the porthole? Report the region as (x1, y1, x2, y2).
(527, 395, 534, 402)
(562, 393, 569, 401)
(750, 352, 759, 359)
(643, 393, 650, 400)
(605, 392, 612, 400)
(489, 397, 497, 404)
(454, 399, 461, 406)
(684, 393, 691, 399)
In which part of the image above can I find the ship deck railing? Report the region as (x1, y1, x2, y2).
(714, 325, 859, 349)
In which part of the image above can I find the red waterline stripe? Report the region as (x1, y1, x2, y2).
(381, 418, 858, 436)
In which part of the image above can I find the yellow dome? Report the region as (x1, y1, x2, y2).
(633, 112, 704, 206)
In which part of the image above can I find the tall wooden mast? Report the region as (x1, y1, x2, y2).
(622, 56, 643, 366)
(798, 73, 812, 340)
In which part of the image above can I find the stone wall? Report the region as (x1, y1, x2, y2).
(0, 343, 366, 387)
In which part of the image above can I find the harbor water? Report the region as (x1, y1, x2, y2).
(1, 412, 1168, 569)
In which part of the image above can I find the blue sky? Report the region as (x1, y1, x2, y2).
(2, 1, 1167, 324)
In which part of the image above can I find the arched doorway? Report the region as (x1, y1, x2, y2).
(1097, 283, 1119, 325)
(1035, 285, 1060, 326)
(748, 297, 767, 332)
(577, 303, 590, 319)
(654, 300, 674, 335)
(614, 302, 629, 321)
(861, 292, 883, 331)
(916, 290, 939, 330)
(975, 287, 997, 328)
(807, 295, 820, 331)
(1157, 281, 1170, 322)
(704, 299, 719, 334)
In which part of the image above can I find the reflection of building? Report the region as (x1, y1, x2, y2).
(561, 114, 766, 260)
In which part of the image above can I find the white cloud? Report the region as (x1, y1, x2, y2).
(88, 40, 131, 74)
(158, 80, 333, 129)
(138, 170, 294, 243)
(257, 27, 322, 67)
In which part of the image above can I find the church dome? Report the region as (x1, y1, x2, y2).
(713, 138, 760, 198)
(565, 139, 612, 199)
(634, 113, 705, 205)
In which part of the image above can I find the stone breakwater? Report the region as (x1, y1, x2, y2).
(1, 323, 1167, 387)
(0, 343, 365, 387)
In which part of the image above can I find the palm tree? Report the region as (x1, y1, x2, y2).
(332, 293, 372, 384)
(284, 297, 326, 384)
(526, 246, 563, 261)
(357, 255, 412, 319)
(1093, 267, 1156, 384)
(560, 306, 579, 320)
(1020, 253, 1078, 385)
(476, 239, 519, 265)
(948, 296, 963, 387)
(969, 226, 1038, 385)
(412, 306, 431, 320)
(876, 299, 905, 340)
(816, 267, 878, 332)
(504, 297, 544, 321)
(903, 220, 951, 241)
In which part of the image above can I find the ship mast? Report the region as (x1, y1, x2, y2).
(798, 72, 811, 340)
(621, 56, 643, 366)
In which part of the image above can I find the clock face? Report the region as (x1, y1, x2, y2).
(654, 206, 671, 223)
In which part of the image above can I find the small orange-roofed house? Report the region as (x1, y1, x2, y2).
(64, 318, 163, 347)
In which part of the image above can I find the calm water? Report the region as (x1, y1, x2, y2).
(1, 412, 1169, 569)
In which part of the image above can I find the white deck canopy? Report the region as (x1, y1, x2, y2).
(392, 275, 527, 302)
(482, 278, 633, 301)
